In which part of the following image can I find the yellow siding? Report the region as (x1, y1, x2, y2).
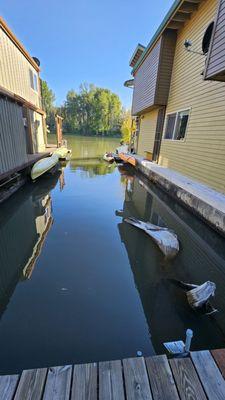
(0, 27, 41, 107)
(137, 109, 158, 156)
(159, 0, 225, 194)
(29, 111, 46, 153)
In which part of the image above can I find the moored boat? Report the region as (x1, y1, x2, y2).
(103, 152, 114, 162)
(53, 146, 72, 160)
(31, 154, 59, 181)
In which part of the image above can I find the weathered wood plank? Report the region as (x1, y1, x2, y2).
(170, 357, 207, 400)
(211, 349, 225, 378)
(191, 350, 225, 400)
(43, 365, 72, 400)
(146, 355, 179, 400)
(0, 374, 19, 400)
(123, 357, 152, 400)
(14, 368, 47, 400)
(71, 363, 97, 400)
(99, 360, 125, 400)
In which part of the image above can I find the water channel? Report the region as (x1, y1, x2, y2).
(0, 135, 225, 374)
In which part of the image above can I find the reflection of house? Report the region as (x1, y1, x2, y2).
(0, 17, 47, 181)
(0, 174, 58, 317)
(22, 195, 53, 279)
(127, 0, 225, 194)
(118, 175, 225, 353)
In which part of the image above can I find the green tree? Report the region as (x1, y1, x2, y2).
(41, 80, 56, 131)
(63, 83, 122, 136)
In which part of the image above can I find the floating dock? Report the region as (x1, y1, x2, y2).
(1, 349, 225, 399)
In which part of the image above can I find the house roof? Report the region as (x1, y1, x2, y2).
(129, 44, 146, 67)
(0, 17, 40, 72)
(132, 0, 202, 74)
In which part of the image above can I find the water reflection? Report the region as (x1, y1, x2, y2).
(0, 173, 59, 317)
(118, 171, 225, 353)
(70, 158, 116, 178)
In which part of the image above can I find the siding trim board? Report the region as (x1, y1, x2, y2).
(0, 85, 45, 116)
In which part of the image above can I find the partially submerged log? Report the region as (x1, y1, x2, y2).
(170, 279, 217, 315)
(125, 217, 179, 259)
(187, 281, 216, 309)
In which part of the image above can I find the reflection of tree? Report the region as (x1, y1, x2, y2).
(70, 158, 116, 178)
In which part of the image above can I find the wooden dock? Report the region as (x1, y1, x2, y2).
(1, 349, 225, 399)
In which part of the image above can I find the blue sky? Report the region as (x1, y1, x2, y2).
(1, 0, 174, 108)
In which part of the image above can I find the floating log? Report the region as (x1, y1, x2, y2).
(125, 217, 179, 259)
(169, 279, 217, 315)
(187, 281, 216, 309)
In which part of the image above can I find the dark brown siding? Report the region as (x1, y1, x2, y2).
(205, 0, 225, 81)
(132, 30, 177, 115)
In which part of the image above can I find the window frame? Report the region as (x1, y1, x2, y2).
(29, 68, 39, 93)
(163, 108, 191, 142)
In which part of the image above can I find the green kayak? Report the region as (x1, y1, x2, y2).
(31, 154, 59, 180)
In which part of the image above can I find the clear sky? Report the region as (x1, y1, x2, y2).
(1, 0, 174, 108)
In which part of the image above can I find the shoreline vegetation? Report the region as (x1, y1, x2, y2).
(42, 81, 133, 141)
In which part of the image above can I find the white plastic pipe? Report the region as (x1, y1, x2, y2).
(185, 329, 193, 352)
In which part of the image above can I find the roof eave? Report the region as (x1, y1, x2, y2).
(131, 0, 182, 74)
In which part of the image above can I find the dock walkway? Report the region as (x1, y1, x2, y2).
(1, 349, 225, 399)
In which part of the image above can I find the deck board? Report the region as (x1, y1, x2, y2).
(146, 355, 179, 400)
(191, 350, 225, 400)
(2, 350, 225, 400)
(99, 360, 125, 400)
(211, 349, 225, 379)
(170, 357, 207, 400)
(43, 365, 72, 400)
(123, 357, 152, 400)
(14, 368, 47, 400)
(71, 363, 97, 400)
(0, 374, 19, 400)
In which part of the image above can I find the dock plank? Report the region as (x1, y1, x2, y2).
(43, 365, 72, 400)
(170, 357, 207, 400)
(99, 360, 125, 400)
(191, 350, 225, 400)
(211, 349, 225, 379)
(146, 355, 179, 400)
(123, 357, 152, 400)
(0, 374, 19, 400)
(14, 368, 47, 400)
(71, 362, 97, 400)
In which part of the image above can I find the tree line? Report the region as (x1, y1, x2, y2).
(41, 81, 133, 140)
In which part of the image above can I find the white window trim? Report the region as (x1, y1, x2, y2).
(30, 69, 39, 93)
(163, 108, 191, 142)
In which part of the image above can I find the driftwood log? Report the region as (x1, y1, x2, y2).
(125, 217, 179, 259)
(170, 279, 217, 315)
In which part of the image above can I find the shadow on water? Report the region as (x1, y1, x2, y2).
(118, 169, 225, 353)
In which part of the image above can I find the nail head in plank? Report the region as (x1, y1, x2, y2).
(99, 360, 125, 400)
(0, 374, 19, 400)
(191, 350, 225, 400)
(123, 357, 152, 400)
(146, 355, 179, 400)
(170, 357, 207, 400)
(211, 349, 225, 379)
(14, 368, 47, 400)
(71, 363, 97, 400)
(43, 365, 72, 400)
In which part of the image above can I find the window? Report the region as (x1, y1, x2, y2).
(202, 22, 214, 54)
(164, 110, 190, 141)
(29, 69, 38, 92)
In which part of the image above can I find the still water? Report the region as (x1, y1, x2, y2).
(0, 135, 225, 374)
